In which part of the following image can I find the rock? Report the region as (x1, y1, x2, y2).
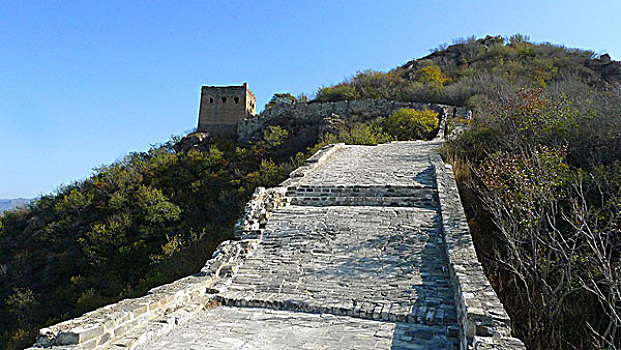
(173, 132, 211, 153)
(319, 113, 345, 136)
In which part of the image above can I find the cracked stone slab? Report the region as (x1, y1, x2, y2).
(295, 142, 441, 188)
(219, 205, 458, 326)
(135, 306, 459, 350)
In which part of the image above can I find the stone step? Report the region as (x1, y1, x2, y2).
(286, 184, 432, 197)
(285, 185, 438, 207)
(287, 195, 438, 207)
(215, 291, 458, 327)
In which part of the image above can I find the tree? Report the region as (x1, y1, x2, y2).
(264, 93, 297, 110)
(414, 65, 447, 87)
(384, 108, 439, 140)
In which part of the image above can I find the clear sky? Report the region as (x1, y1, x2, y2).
(2, 0, 620, 198)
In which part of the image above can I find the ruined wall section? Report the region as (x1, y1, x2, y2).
(198, 84, 255, 136)
(245, 87, 256, 116)
(27, 239, 257, 350)
(237, 98, 471, 143)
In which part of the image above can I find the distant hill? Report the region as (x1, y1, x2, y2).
(0, 198, 30, 212)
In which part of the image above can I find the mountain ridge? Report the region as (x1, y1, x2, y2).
(0, 198, 30, 213)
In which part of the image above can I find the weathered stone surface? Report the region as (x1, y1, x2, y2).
(219, 205, 457, 326)
(136, 306, 458, 350)
(292, 142, 440, 188)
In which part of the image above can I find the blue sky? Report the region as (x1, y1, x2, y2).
(2, 0, 620, 198)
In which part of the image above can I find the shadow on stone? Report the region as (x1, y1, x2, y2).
(389, 211, 459, 350)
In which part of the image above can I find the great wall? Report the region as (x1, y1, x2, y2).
(236, 98, 471, 144)
(27, 92, 525, 349)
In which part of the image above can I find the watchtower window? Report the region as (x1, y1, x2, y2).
(234, 97, 239, 104)
(209, 98, 214, 103)
(222, 97, 227, 103)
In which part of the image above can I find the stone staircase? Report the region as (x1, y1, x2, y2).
(28, 141, 526, 350)
(285, 184, 438, 208)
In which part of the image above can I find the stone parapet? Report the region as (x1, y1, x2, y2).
(28, 276, 215, 350)
(233, 186, 288, 239)
(433, 154, 526, 350)
(280, 143, 344, 187)
(27, 238, 259, 350)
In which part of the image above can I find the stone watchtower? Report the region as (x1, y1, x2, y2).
(197, 83, 256, 136)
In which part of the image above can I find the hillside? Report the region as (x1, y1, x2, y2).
(2, 35, 620, 350)
(0, 199, 30, 213)
(315, 35, 620, 108)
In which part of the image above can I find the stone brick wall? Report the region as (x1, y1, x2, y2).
(28, 252, 220, 349)
(433, 154, 525, 349)
(232, 186, 288, 239)
(237, 98, 471, 143)
(197, 83, 256, 136)
(26, 236, 264, 350)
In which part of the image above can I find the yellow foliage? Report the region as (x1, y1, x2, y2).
(384, 109, 439, 140)
(415, 65, 447, 86)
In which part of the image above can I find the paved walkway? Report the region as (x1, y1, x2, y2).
(141, 307, 456, 350)
(137, 142, 460, 350)
(296, 142, 438, 187)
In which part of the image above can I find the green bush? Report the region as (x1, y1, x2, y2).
(315, 84, 359, 102)
(384, 108, 439, 140)
(264, 93, 297, 110)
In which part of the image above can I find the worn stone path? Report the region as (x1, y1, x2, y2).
(137, 141, 461, 350)
(220, 206, 456, 326)
(295, 142, 438, 187)
(140, 306, 456, 350)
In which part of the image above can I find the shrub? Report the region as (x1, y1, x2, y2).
(384, 108, 439, 140)
(264, 93, 297, 110)
(262, 126, 289, 148)
(414, 65, 447, 86)
(315, 84, 359, 102)
(442, 82, 621, 348)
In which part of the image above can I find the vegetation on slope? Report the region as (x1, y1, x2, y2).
(0, 131, 295, 349)
(316, 34, 620, 108)
(443, 87, 621, 349)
